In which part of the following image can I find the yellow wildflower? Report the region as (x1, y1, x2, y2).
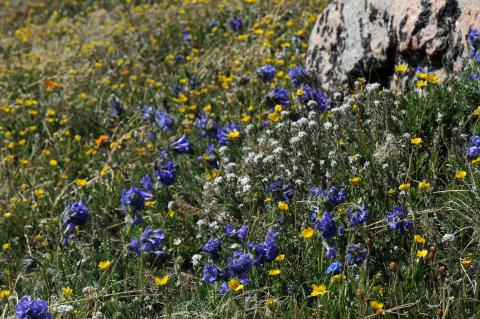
(332, 274, 346, 281)
(349, 177, 361, 185)
(63, 287, 73, 297)
(399, 183, 411, 191)
(394, 64, 408, 73)
(414, 235, 426, 245)
(155, 275, 169, 287)
(98, 260, 111, 270)
(75, 179, 87, 187)
(425, 73, 439, 84)
(461, 257, 473, 268)
(410, 137, 422, 145)
(145, 201, 156, 208)
(274, 254, 285, 262)
(277, 201, 289, 211)
(268, 269, 281, 276)
(418, 181, 430, 190)
(265, 299, 275, 307)
(416, 80, 427, 88)
(301, 227, 314, 239)
(34, 189, 45, 198)
(268, 112, 280, 122)
(416, 249, 428, 258)
(455, 170, 467, 180)
(0, 290, 11, 298)
(473, 106, 480, 117)
(310, 284, 329, 297)
(241, 113, 251, 123)
(227, 130, 240, 139)
(228, 279, 244, 291)
(100, 165, 111, 176)
(370, 300, 384, 310)
(417, 73, 428, 79)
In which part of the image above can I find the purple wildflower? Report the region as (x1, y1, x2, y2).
(314, 212, 336, 240)
(347, 207, 368, 226)
(154, 110, 174, 132)
(15, 296, 53, 319)
(257, 64, 276, 82)
(154, 161, 177, 186)
(346, 243, 367, 266)
(202, 238, 222, 260)
(171, 134, 193, 154)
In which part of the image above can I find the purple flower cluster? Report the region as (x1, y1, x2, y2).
(15, 296, 53, 319)
(266, 181, 293, 202)
(121, 186, 151, 212)
(250, 229, 280, 265)
(155, 110, 174, 132)
(121, 186, 152, 225)
(257, 64, 276, 83)
(197, 145, 220, 169)
(386, 205, 413, 233)
(326, 187, 346, 205)
(201, 228, 280, 293)
(202, 238, 222, 260)
(111, 97, 124, 117)
(195, 112, 215, 137)
(182, 30, 191, 42)
(465, 136, 480, 160)
(155, 161, 177, 186)
(141, 174, 153, 191)
(265, 87, 290, 107)
(225, 224, 247, 241)
(229, 16, 243, 32)
(202, 263, 220, 283)
(299, 84, 330, 112)
(346, 243, 367, 266)
(314, 211, 336, 240)
(326, 246, 337, 259)
(63, 201, 89, 233)
(142, 105, 154, 120)
(289, 66, 308, 88)
(62, 201, 89, 244)
(202, 250, 254, 293)
(347, 207, 368, 226)
(217, 123, 241, 145)
(226, 251, 253, 283)
(467, 28, 480, 63)
(142, 107, 174, 132)
(129, 227, 166, 257)
(171, 134, 193, 154)
(326, 261, 343, 275)
(309, 186, 324, 196)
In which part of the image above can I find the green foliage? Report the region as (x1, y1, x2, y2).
(1, 0, 480, 318)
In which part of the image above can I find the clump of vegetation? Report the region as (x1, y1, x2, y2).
(1, 0, 480, 318)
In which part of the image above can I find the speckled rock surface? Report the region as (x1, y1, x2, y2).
(306, 0, 480, 90)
